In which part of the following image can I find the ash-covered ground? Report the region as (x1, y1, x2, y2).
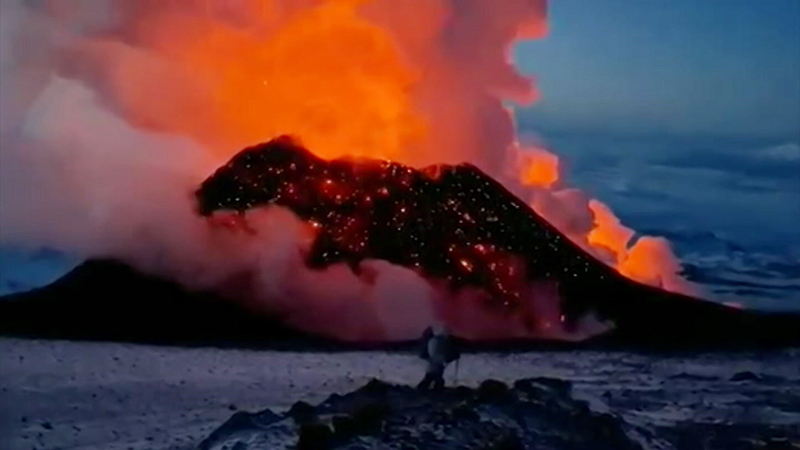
(0, 338, 797, 450)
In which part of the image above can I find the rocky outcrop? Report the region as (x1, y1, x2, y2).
(198, 378, 644, 450)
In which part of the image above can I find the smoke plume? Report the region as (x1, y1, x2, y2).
(0, 0, 695, 341)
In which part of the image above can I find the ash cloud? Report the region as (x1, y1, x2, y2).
(0, 0, 692, 341)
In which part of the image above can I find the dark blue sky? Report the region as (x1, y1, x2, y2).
(514, 0, 800, 139)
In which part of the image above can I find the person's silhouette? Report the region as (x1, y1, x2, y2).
(417, 324, 460, 391)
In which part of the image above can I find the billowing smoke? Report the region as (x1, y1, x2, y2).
(0, 0, 695, 341)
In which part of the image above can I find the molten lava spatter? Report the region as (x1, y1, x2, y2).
(195, 136, 677, 325)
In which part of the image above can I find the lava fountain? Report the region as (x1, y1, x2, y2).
(0, 0, 697, 341)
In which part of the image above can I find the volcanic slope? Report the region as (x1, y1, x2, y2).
(195, 135, 800, 349)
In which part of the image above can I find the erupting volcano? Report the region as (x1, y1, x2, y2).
(196, 135, 697, 334)
(4, 3, 800, 447)
(5, 0, 799, 346)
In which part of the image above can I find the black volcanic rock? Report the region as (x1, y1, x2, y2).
(198, 378, 646, 450)
(195, 135, 620, 318)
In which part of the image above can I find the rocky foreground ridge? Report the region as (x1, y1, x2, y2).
(198, 378, 647, 450)
(198, 377, 800, 450)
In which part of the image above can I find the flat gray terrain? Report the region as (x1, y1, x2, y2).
(1, 338, 797, 450)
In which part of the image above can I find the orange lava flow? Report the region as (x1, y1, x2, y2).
(518, 148, 695, 295)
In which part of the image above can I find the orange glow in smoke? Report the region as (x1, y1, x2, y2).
(587, 199, 635, 266)
(147, 0, 425, 161)
(519, 147, 560, 189)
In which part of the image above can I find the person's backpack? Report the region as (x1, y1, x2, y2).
(418, 327, 460, 362)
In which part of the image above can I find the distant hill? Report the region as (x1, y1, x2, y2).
(0, 259, 325, 349)
(1, 258, 797, 351)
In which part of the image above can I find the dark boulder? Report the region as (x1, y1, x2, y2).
(288, 401, 317, 424)
(477, 379, 511, 402)
(730, 371, 760, 382)
(350, 399, 391, 434)
(297, 422, 333, 450)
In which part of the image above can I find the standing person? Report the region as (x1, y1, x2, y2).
(417, 323, 460, 391)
